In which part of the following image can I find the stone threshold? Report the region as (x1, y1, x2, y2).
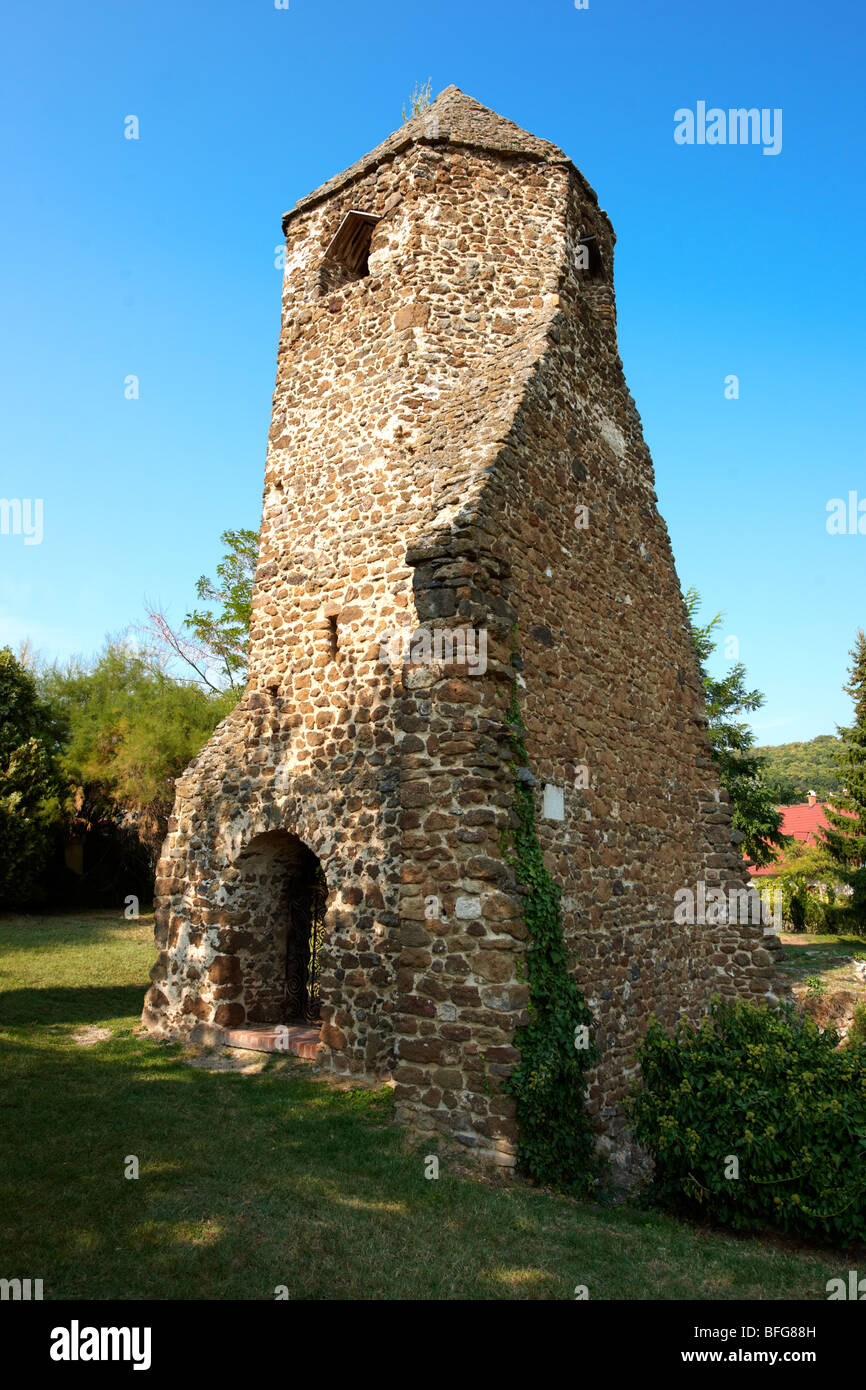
(218, 1022, 321, 1060)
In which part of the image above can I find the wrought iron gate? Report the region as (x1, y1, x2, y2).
(282, 865, 327, 1023)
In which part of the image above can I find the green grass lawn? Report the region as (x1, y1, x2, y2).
(0, 912, 848, 1300)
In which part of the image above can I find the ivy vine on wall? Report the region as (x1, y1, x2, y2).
(501, 678, 600, 1189)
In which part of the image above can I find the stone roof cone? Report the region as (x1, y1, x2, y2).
(395, 83, 569, 160)
(284, 84, 601, 229)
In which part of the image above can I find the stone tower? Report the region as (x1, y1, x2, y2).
(142, 87, 780, 1171)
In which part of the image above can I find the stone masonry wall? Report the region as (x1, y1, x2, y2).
(143, 108, 568, 1164)
(461, 166, 783, 1167)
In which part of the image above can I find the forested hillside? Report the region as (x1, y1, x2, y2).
(754, 735, 843, 802)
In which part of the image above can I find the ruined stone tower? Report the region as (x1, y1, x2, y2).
(143, 87, 780, 1171)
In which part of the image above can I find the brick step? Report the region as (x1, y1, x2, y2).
(219, 1023, 320, 1060)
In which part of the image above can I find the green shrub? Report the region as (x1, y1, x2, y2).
(849, 1004, 866, 1050)
(804, 890, 827, 933)
(820, 902, 849, 935)
(788, 883, 807, 931)
(629, 998, 866, 1245)
(781, 878, 834, 934)
(851, 869, 866, 935)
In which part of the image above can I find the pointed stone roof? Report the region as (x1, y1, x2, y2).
(418, 84, 567, 161)
(283, 85, 595, 230)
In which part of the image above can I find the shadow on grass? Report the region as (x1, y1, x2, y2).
(0, 915, 846, 1299)
(0, 1026, 841, 1301)
(0, 985, 148, 1027)
(0, 1028, 479, 1298)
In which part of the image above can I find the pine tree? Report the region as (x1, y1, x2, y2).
(685, 589, 786, 868)
(819, 630, 866, 921)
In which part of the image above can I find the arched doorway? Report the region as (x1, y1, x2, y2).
(230, 830, 328, 1030)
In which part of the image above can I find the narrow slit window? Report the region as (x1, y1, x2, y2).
(327, 615, 338, 659)
(318, 210, 379, 295)
(578, 235, 604, 282)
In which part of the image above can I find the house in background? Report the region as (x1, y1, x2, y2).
(750, 792, 830, 879)
(748, 794, 857, 905)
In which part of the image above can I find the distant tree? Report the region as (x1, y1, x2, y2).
(0, 647, 65, 907)
(757, 774, 801, 805)
(144, 527, 258, 694)
(40, 642, 235, 858)
(685, 589, 786, 868)
(819, 630, 866, 921)
(402, 78, 433, 122)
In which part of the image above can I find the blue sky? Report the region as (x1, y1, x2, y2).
(1, 0, 863, 742)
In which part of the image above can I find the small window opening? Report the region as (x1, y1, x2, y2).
(318, 209, 379, 295)
(327, 615, 338, 659)
(578, 235, 604, 282)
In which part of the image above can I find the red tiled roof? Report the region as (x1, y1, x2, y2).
(749, 800, 847, 876)
(777, 801, 833, 842)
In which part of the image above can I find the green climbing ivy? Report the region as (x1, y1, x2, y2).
(501, 680, 599, 1190)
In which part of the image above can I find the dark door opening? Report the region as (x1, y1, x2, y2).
(282, 861, 327, 1024)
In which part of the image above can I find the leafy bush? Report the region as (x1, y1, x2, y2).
(849, 1004, 866, 1050)
(822, 902, 855, 935)
(780, 877, 833, 933)
(0, 736, 64, 907)
(40, 643, 235, 832)
(629, 998, 866, 1245)
(851, 868, 866, 934)
(804, 891, 825, 933)
(39, 642, 235, 871)
(0, 648, 65, 908)
(787, 881, 807, 931)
